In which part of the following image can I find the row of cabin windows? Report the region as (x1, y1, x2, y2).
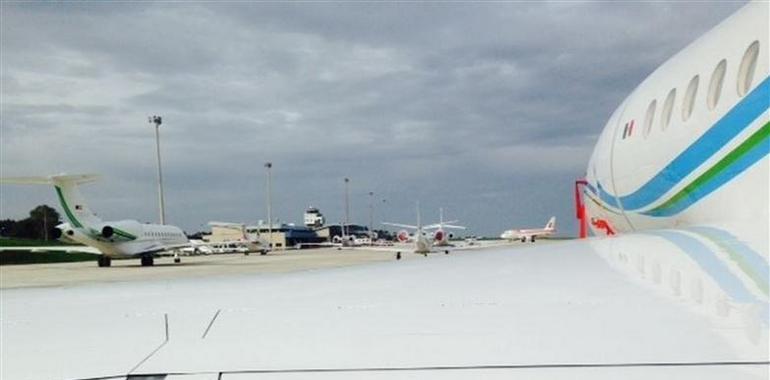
(640, 40, 760, 139)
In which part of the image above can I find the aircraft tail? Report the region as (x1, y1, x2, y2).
(545, 216, 556, 231)
(1, 174, 103, 228)
(416, 201, 422, 229)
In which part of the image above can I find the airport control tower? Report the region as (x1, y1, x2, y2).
(304, 207, 325, 228)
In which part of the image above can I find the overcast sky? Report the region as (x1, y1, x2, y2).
(0, 1, 744, 236)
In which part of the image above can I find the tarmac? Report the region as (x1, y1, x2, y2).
(0, 242, 520, 289)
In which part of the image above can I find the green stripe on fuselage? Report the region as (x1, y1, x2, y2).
(113, 227, 137, 240)
(648, 121, 770, 214)
(55, 186, 83, 228)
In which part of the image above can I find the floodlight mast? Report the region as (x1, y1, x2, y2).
(368, 191, 374, 245)
(148, 115, 166, 225)
(344, 177, 350, 238)
(265, 162, 273, 250)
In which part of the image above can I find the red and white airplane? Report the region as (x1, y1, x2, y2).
(500, 216, 556, 243)
(383, 203, 442, 255)
(423, 208, 466, 246)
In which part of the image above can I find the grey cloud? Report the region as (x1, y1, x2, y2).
(0, 1, 745, 235)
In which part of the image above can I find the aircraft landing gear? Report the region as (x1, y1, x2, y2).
(531, 236, 536, 243)
(521, 237, 526, 243)
(396, 252, 402, 260)
(97, 255, 112, 267)
(173, 252, 181, 264)
(444, 250, 449, 255)
(140, 255, 154, 266)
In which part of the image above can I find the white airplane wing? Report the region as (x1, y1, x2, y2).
(382, 222, 418, 229)
(2, 226, 767, 379)
(0, 245, 101, 254)
(0, 242, 191, 257)
(0, 174, 100, 185)
(424, 220, 462, 229)
(138, 242, 196, 257)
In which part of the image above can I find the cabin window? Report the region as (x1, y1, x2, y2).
(661, 88, 676, 131)
(737, 41, 759, 97)
(707, 59, 727, 110)
(643, 99, 657, 138)
(682, 75, 699, 122)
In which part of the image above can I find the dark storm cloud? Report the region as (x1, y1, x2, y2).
(0, 1, 744, 235)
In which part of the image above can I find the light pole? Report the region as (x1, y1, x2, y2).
(265, 162, 273, 250)
(368, 191, 374, 244)
(148, 115, 166, 225)
(344, 177, 350, 237)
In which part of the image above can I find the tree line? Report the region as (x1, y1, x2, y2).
(0, 205, 62, 241)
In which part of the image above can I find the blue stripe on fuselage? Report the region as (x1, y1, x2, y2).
(587, 76, 769, 212)
(641, 129, 770, 217)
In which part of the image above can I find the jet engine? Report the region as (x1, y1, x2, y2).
(53, 225, 78, 244)
(95, 220, 141, 241)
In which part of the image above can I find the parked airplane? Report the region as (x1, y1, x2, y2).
(423, 208, 466, 246)
(1, 3, 768, 379)
(500, 216, 556, 242)
(0, 174, 190, 267)
(580, 3, 767, 236)
(383, 203, 449, 256)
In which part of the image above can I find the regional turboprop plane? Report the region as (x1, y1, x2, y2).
(1, 174, 190, 267)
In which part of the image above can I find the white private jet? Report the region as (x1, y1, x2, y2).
(383, 204, 450, 256)
(500, 216, 556, 243)
(423, 208, 466, 246)
(0, 174, 190, 267)
(1, 3, 768, 379)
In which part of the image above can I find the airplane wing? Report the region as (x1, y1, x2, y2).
(382, 222, 418, 229)
(2, 225, 767, 379)
(0, 245, 101, 254)
(423, 221, 462, 229)
(136, 243, 196, 257)
(0, 174, 100, 185)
